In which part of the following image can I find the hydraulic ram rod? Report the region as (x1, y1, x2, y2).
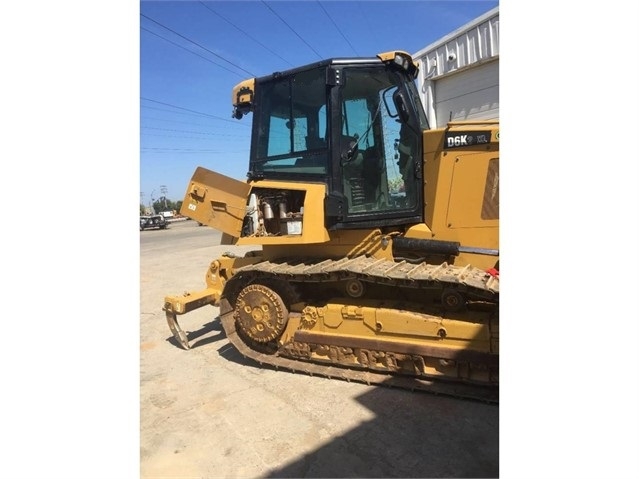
(392, 237, 499, 257)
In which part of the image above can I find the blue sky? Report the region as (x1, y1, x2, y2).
(140, 0, 498, 204)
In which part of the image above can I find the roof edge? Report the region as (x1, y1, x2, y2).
(412, 6, 499, 58)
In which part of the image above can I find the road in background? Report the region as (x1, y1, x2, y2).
(140, 220, 499, 478)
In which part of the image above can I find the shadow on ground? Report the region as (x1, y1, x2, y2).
(165, 318, 225, 350)
(263, 382, 498, 478)
(165, 316, 499, 478)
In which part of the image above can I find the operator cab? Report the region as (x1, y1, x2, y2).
(233, 51, 429, 230)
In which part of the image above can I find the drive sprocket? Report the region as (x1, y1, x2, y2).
(233, 283, 289, 343)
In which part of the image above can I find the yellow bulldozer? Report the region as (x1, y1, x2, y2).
(163, 51, 499, 402)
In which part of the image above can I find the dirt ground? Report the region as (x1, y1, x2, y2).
(140, 220, 499, 478)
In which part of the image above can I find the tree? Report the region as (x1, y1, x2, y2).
(152, 198, 180, 214)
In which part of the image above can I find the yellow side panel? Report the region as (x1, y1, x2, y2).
(447, 153, 499, 229)
(180, 167, 251, 237)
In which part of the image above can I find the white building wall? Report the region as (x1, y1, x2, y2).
(413, 7, 499, 128)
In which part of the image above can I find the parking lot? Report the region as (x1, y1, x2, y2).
(140, 220, 499, 478)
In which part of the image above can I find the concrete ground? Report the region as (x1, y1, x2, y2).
(140, 220, 499, 478)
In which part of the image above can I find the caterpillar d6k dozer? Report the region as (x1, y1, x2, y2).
(163, 51, 499, 403)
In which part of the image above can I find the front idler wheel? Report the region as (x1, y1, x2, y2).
(234, 283, 289, 343)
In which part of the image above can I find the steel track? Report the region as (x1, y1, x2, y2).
(232, 256, 499, 301)
(218, 256, 499, 404)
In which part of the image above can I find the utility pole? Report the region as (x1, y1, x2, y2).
(160, 185, 168, 208)
(149, 189, 156, 214)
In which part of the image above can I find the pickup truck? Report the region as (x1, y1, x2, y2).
(140, 215, 168, 231)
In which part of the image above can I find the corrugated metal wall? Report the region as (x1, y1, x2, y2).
(413, 7, 499, 128)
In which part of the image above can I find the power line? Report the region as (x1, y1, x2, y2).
(142, 126, 248, 137)
(141, 105, 217, 119)
(140, 97, 250, 126)
(141, 116, 218, 126)
(316, 1, 359, 56)
(141, 147, 221, 152)
(141, 27, 246, 78)
(140, 13, 256, 77)
(141, 116, 246, 129)
(142, 133, 247, 141)
(260, 1, 323, 60)
(198, 1, 294, 68)
(141, 105, 250, 126)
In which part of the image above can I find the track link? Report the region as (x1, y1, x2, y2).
(233, 256, 499, 302)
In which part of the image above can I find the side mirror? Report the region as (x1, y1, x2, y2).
(392, 89, 410, 124)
